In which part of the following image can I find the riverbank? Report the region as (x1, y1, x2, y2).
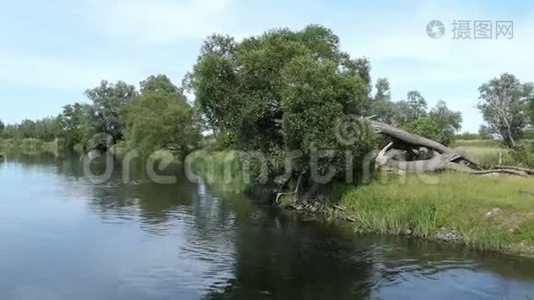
(335, 173, 534, 257)
(6, 145, 533, 257)
(190, 150, 534, 257)
(0, 138, 60, 156)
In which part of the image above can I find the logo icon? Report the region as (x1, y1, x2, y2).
(426, 20, 445, 39)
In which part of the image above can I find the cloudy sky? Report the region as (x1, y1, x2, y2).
(1, 0, 532, 132)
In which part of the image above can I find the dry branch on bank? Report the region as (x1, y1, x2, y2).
(370, 120, 529, 177)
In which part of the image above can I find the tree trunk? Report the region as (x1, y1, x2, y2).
(370, 120, 481, 168)
(370, 120, 529, 177)
(387, 154, 527, 176)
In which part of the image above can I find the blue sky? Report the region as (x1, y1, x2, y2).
(1, 0, 533, 132)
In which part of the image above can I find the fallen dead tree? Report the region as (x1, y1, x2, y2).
(495, 166, 534, 175)
(370, 120, 529, 177)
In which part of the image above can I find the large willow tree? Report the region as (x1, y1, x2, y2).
(126, 75, 199, 156)
(187, 25, 375, 197)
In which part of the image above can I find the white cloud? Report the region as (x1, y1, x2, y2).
(85, 0, 233, 44)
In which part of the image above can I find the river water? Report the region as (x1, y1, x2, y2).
(1, 154, 534, 300)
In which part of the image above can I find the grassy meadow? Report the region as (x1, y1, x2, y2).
(453, 139, 534, 167)
(339, 173, 534, 256)
(337, 139, 534, 256)
(453, 139, 510, 167)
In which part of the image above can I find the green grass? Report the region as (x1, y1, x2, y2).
(453, 139, 509, 167)
(190, 148, 534, 257)
(339, 173, 534, 256)
(453, 139, 503, 148)
(0, 138, 60, 156)
(454, 146, 513, 167)
(453, 139, 534, 167)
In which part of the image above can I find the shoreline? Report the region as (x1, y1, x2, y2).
(4, 146, 533, 257)
(287, 203, 534, 258)
(162, 150, 534, 258)
(312, 173, 534, 257)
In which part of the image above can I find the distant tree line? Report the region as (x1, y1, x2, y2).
(0, 75, 199, 156)
(0, 117, 60, 141)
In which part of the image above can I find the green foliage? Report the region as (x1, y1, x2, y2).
(454, 144, 510, 168)
(455, 132, 483, 140)
(207, 132, 239, 151)
(394, 90, 428, 124)
(523, 128, 534, 140)
(403, 116, 441, 141)
(57, 103, 96, 150)
(370, 78, 395, 124)
(280, 55, 375, 182)
(126, 77, 199, 156)
(85, 80, 138, 143)
(18, 120, 38, 139)
(4, 75, 199, 156)
(454, 139, 501, 148)
(0, 118, 61, 141)
(0, 138, 58, 156)
(188, 25, 374, 188)
(370, 85, 462, 146)
(185, 34, 239, 133)
(454, 139, 534, 168)
(340, 173, 534, 255)
(478, 124, 493, 139)
(56, 80, 138, 152)
(509, 144, 531, 166)
(140, 74, 182, 96)
(478, 73, 533, 148)
(403, 100, 462, 145)
(34, 118, 61, 141)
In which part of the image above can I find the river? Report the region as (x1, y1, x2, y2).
(1, 154, 534, 299)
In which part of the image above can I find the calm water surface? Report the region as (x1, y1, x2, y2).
(1, 154, 534, 300)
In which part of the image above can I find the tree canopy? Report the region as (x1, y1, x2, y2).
(370, 78, 395, 124)
(188, 25, 374, 187)
(477, 73, 534, 148)
(369, 85, 462, 146)
(126, 75, 199, 156)
(402, 100, 462, 146)
(57, 103, 95, 148)
(1, 76, 199, 155)
(85, 80, 138, 144)
(140, 74, 182, 96)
